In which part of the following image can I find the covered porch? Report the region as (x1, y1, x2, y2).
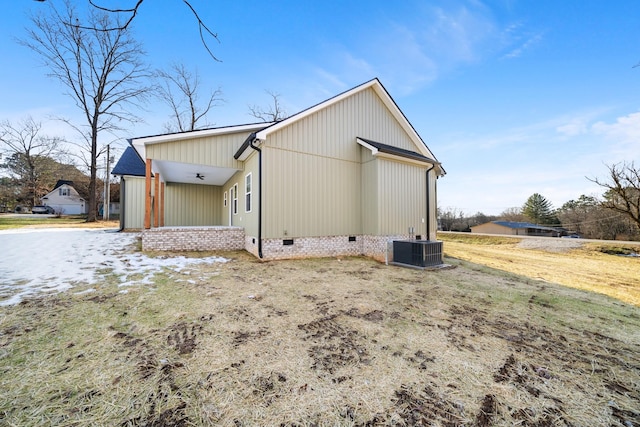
(142, 158, 240, 229)
(141, 157, 246, 252)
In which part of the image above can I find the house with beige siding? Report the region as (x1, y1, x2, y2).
(113, 78, 444, 261)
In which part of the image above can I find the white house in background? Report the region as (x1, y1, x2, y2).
(41, 180, 87, 215)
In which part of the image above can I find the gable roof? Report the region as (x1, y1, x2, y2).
(112, 146, 147, 177)
(54, 180, 74, 190)
(235, 78, 443, 173)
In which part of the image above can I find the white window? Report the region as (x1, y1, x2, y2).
(233, 183, 238, 215)
(59, 187, 69, 196)
(245, 173, 252, 213)
(223, 191, 228, 207)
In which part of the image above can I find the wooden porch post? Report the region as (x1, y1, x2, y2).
(160, 182, 165, 227)
(153, 172, 160, 228)
(144, 159, 152, 229)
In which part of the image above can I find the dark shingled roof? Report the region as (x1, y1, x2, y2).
(492, 221, 558, 231)
(112, 146, 146, 177)
(358, 137, 439, 164)
(53, 180, 75, 190)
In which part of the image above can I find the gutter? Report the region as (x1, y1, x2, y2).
(249, 138, 263, 258)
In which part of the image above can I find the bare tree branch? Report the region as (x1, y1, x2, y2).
(181, 0, 221, 62)
(589, 161, 640, 232)
(22, 0, 152, 221)
(248, 90, 288, 122)
(36, 0, 221, 61)
(155, 63, 223, 132)
(0, 117, 65, 206)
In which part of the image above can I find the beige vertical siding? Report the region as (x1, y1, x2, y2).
(164, 183, 222, 226)
(261, 86, 437, 240)
(377, 159, 427, 236)
(428, 170, 439, 239)
(262, 146, 362, 239)
(360, 150, 378, 235)
(122, 176, 146, 229)
(267, 87, 421, 158)
(221, 151, 260, 236)
(145, 132, 247, 169)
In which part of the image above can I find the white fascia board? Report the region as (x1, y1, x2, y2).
(132, 123, 273, 146)
(254, 80, 380, 140)
(131, 140, 146, 163)
(377, 152, 437, 167)
(356, 138, 380, 156)
(130, 123, 273, 164)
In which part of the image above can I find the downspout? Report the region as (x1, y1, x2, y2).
(249, 139, 263, 258)
(425, 164, 435, 241)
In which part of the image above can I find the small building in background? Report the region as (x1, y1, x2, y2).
(471, 221, 561, 237)
(41, 180, 87, 215)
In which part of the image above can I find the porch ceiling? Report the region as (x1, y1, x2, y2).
(153, 160, 238, 186)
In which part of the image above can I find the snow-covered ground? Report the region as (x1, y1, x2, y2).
(0, 228, 228, 306)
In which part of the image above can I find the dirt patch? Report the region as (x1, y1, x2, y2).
(517, 237, 583, 252)
(298, 313, 370, 374)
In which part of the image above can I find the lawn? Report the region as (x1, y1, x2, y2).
(0, 214, 119, 230)
(439, 232, 640, 306)
(0, 234, 639, 426)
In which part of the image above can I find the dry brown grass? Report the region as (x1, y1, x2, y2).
(1, 246, 639, 426)
(439, 232, 640, 306)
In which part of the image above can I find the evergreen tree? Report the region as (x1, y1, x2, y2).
(522, 193, 559, 225)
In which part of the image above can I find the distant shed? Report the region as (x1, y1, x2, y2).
(471, 221, 560, 237)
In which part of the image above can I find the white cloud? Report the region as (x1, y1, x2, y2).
(592, 111, 640, 142)
(556, 118, 589, 137)
(502, 32, 543, 59)
(304, 2, 514, 96)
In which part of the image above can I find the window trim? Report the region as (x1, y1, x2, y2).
(232, 183, 238, 215)
(223, 191, 228, 207)
(245, 173, 252, 213)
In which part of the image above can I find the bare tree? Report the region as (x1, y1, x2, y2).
(35, 0, 221, 61)
(22, 0, 152, 221)
(590, 161, 640, 232)
(499, 207, 527, 222)
(156, 63, 223, 133)
(437, 206, 464, 231)
(248, 90, 289, 122)
(0, 117, 63, 207)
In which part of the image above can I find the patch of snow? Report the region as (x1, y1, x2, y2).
(0, 228, 228, 306)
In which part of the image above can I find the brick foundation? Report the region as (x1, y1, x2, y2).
(260, 234, 412, 261)
(142, 226, 245, 251)
(141, 228, 420, 264)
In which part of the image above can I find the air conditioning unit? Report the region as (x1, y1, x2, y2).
(392, 240, 443, 268)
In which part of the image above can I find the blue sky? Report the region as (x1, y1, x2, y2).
(1, 0, 640, 215)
